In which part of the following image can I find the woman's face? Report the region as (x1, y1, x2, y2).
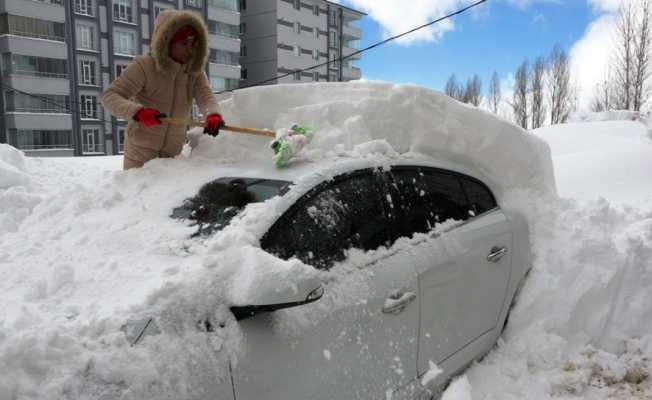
(170, 37, 196, 64)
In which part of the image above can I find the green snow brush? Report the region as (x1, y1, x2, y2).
(270, 124, 314, 168)
(161, 118, 312, 168)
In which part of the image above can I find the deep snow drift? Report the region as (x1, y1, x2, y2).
(0, 82, 650, 399)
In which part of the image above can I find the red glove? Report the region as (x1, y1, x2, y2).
(204, 113, 225, 137)
(134, 108, 164, 127)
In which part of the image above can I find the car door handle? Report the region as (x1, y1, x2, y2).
(487, 246, 507, 263)
(382, 291, 417, 314)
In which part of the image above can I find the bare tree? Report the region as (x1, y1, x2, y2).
(531, 57, 547, 128)
(548, 45, 571, 124)
(612, 1, 637, 110)
(463, 75, 483, 106)
(513, 60, 529, 129)
(633, 0, 652, 111)
(590, 74, 614, 112)
(445, 74, 462, 100)
(488, 71, 501, 114)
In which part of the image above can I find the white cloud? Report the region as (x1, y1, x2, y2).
(588, 0, 622, 13)
(570, 13, 617, 109)
(340, 0, 464, 45)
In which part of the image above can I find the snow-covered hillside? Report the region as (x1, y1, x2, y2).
(1, 82, 651, 399)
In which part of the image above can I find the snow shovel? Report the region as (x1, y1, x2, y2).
(161, 117, 313, 168)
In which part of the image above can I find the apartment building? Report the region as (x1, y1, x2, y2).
(239, 0, 363, 86)
(0, 0, 241, 157)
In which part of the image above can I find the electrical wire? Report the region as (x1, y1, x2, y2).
(1, 0, 488, 119)
(221, 0, 487, 93)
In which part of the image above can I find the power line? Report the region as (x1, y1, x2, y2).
(223, 0, 488, 93)
(1, 0, 487, 120)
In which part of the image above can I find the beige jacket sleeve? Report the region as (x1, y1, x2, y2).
(101, 61, 146, 120)
(193, 72, 221, 117)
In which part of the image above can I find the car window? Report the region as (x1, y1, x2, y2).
(389, 167, 470, 238)
(261, 170, 394, 270)
(172, 177, 291, 237)
(460, 178, 497, 216)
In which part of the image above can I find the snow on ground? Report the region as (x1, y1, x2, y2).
(0, 82, 651, 399)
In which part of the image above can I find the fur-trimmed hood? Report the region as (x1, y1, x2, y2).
(151, 10, 208, 74)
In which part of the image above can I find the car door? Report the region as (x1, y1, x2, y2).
(389, 168, 512, 378)
(233, 169, 420, 400)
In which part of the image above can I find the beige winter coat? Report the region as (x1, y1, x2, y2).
(102, 10, 220, 169)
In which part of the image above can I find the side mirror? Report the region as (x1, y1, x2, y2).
(230, 275, 324, 320)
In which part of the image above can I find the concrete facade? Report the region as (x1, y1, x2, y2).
(240, 0, 363, 87)
(0, 0, 241, 156)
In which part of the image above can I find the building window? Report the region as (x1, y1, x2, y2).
(115, 64, 128, 77)
(79, 60, 97, 85)
(3, 54, 68, 78)
(293, 45, 300, 57)
(294, 22, 300, 34)
(329, 30, 338, 48)
(313, 5, 319, 15)
(208, 0, 238, 11)
(7, 129, 72, 150)
(209, 49, 239, 66)
(154, 6, 170, 19)
(312, 49, 319, 60)
(293, 0, 300, 10)
(0, 14, 66, 42)
(75, 0, 94, 16)
(80, 95, 98, 119)
(113, 30, 136, 55)
(208, 20, 240, 38)
(329, 8, 338, 26)
(82, 127, 103, 154)
(113, 0, 134, 23)
(239, 0, 246, 10)
(117, 127, 126, 153)
(294, 70, 301, 80)
(314, 27, 319, 39)
(5, 92, 70, 113)
(240, 22, 246, 35)
(185, 0, 202, 7)
(241, 68, 247, 80)
(210, 76, 239, 91)
(76, 24, 95, 50)
(313, 71, 319, 82)
(240, 46, 247, 57)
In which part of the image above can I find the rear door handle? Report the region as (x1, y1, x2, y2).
(487, 246, 507, 263)
(382, 291, 417, 314)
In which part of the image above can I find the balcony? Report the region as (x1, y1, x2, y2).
(3, 74, 70, 95)
(342, 24, 362, 40)
(342, 65, 361, 81)
(4, 113, 73, 131)
(0, 0, 66, 23)
(342, 46, 360, 61)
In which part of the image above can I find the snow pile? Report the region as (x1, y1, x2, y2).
(215, 81, 557, 200)
(2, 84, 649, 400)
(0, 144, 41, 234)
(535, 120, 652, 205)
(453, 114, 652, 400)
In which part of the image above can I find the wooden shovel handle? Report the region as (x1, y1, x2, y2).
(161, 117, 276, 138)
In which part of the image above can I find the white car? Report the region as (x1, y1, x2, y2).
(128, 155, 532, 399)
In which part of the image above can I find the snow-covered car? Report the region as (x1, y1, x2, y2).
(125, 153, 533, 399)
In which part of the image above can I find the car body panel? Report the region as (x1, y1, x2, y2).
(232, 249, 420, 400)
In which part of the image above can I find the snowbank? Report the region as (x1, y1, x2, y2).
(4, 85, 651, 400)
(534, 120, 652, 205)
(216, 82, 557, 200)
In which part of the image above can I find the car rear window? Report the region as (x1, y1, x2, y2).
(172, 177, 291, 237)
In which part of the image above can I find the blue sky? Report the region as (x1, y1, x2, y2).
(338, 0, 617, 106)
